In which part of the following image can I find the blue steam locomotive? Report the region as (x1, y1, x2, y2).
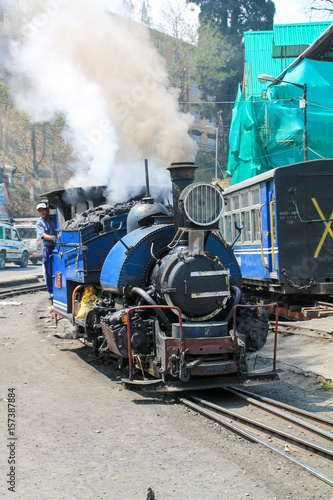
(46, 163, 274, 390)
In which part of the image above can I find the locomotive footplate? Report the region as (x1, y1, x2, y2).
(121, 375, 243, 392)
(246, 370, 279, 380)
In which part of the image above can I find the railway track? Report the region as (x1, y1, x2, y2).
(16, 275, 331, 488)
(179, 386, 333, 487)
(0, 281, 46, 299)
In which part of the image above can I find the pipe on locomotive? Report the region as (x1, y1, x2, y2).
(225, 285, 242, 324)
(167, 162, 197, 233)
(131, 286, 172, 334)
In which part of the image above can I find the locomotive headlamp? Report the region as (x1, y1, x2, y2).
(179, 182, 225, 227)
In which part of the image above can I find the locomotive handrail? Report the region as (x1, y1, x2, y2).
(57, 242, 86, 248)
(58, 244, 88, 258)
(150, 241, 160, 263)
(109, 224, 130, 251)
(269, 199, 278, 272)
(71, 284, 92, 325)
(167, 229, 186, 249)
(110, 221, 123, 230)
(232, 302, 278, 373)
(231, 221, 244, 247)
(126, 305, 183, 381)
(259, 202, 269, 270)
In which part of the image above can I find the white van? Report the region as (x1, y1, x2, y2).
(14, 221, 42, 264)
(0, 222, 30, 269)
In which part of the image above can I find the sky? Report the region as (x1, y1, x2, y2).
(272, 0, 331, 24)
(149, 0, 331, 29)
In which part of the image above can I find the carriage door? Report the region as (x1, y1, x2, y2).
(266, 183, 278, 278)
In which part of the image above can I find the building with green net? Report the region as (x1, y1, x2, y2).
(228, 22, 333, 185)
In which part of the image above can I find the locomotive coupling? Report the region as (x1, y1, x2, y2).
(169, 349, 191, 383)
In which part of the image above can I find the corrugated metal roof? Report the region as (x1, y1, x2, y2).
(244, 22, 333, 95)
(244, 31, 294, 95)
(273, 22, 332, 47)
(275, 23, 333, 81)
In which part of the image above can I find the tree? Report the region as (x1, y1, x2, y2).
(167, 36, 196, 110)
(0, 81, 72, 215)
(195, 21, 237, 104)
(30, 123, 47, 175)
(141, 0, 152, 26)
(188, 0, 275, 41)
(121, 0, 136, 18)
(151, 2, 239, 175)
(190, 16, 242, 141)
(187, 0, 275, 171)
(159, 0, 198, 42)
(0, 83, 13, 154)
(153, 0, 198, 110)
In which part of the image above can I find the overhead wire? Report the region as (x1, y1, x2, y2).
(179, 98, 299, 104)
(181, 98, 333, 110)
(197, 143, 320, 175)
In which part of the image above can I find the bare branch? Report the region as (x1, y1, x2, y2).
(309, 0, 333, 15)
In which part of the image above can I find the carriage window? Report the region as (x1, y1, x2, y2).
(5, 228, 11, 239)
(224, 215, 232, 242)
(241, 192, 249, 208)
(232, 213, 241, 241)
(0, 227, 3, 238)
(222, 185, 262, 245)
(231, 196, 239, 210)
(252, 209, 260, 241)
(242, 212, 251, 242)
(251, 189, 260, 205)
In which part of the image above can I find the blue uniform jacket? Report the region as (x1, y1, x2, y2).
(36, 214, 57, 247)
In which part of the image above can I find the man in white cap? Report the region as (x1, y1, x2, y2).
(36, 202, 57, 299)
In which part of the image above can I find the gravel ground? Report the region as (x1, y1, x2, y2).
(0, 292, 332, 499)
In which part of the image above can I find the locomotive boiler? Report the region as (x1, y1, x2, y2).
(49, 162, 274, 390)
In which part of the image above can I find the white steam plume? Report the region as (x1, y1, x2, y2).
(3, 0, 196, 197)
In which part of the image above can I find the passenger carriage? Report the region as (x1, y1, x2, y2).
(221, 159, 333, 295)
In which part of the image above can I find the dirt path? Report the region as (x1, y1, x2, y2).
(0, 293, 332, 499)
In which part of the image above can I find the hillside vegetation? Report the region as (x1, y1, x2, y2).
(0, 82, 72, 217)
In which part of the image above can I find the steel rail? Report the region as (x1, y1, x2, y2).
(179, 396, 333, 488)
(229, 386, 333, 426)
(0, 283, 46, 299)
(190, 395, 333, 459)
(226, 388, 333, 441)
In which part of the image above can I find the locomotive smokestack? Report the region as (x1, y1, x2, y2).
(167, 162, 197, 231)
(144, 159, 151, 198)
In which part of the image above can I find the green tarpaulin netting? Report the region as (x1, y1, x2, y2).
(227, 59, 333, 185)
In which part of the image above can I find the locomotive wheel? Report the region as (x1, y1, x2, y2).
(117, 357, 124, 370)
(84, 309, 102, 354)
(237, 311, 269, 352)
(91, 338, 101, 354)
